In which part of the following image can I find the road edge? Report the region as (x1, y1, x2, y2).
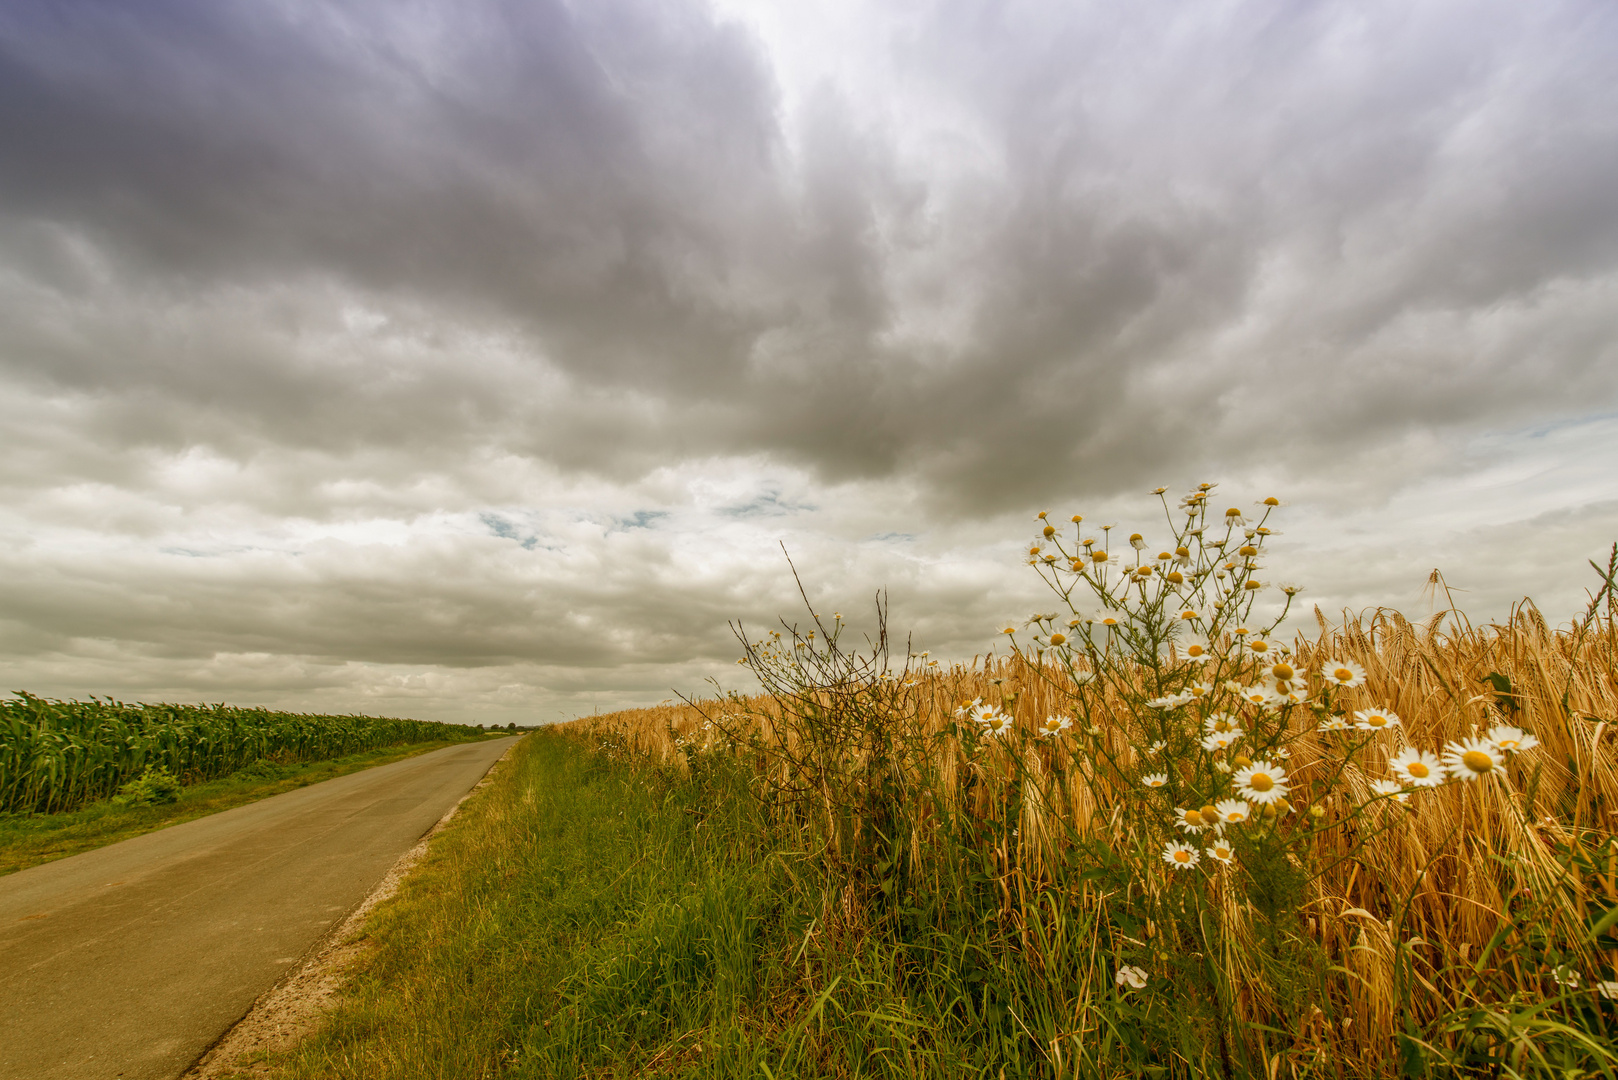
(182, 736, 524, 1079)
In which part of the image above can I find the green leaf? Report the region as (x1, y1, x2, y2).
(1590, 902, 1618, 941)
(1398, 1033, 1428, 1078)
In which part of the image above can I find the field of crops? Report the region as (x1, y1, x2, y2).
(0, 694, 481, 814)
(561, 506, 1618, 1078)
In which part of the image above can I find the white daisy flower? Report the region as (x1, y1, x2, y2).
(1096, 612, 1123, 628)
(1174, 607, 1202, 622)
(1238, 685, 1280, 709)
(1037, 714, 1072, 737)
(1321, 659, 1367, 689)
(1487, 725, 1539, 753)
(970, 702, 1002, 724)
(1201, 731, 1241, 752)
(1173, 807, 1209, 834)
(1443, 738, 1502, 780)
(1183, 681, 1214, 700)
(1147, 693, 1192, 710)
(1206, 840, 1236, 864)
(1597, 980, 1618, 1001)
(1245, 638, 1277, 659)
(1353, 708, 1401, 732)
(1278, 686, 1310, 706)
(1204, 712, 1241, 734)
(1162, 840, 1201, 869)
(1214, 798, 1250, 824)
(1233, 761, 1290, 805)
(1552, 965, 1581, 988)
(1390, 748, 1444, 787)
(1368, 778, 1408, 804)
(953, 697, 983, 718)
(1214, 760, 1233, 773)
(980, 711, 1014, 736)
(1319, 715, 1350, 732)
(1115, 965, 1148, 990)
(1177, 636, 1215, 663)
(1264, 659, 1305, 687)
(1229, 622, 1254, 636)
(1141, 772, 1169, 788)
(1147, 740, 1166, 755)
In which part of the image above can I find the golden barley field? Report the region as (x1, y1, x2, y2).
(563, 598, 1618, 1076)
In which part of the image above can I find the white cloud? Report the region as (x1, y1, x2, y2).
(0, 0, 1614, 720)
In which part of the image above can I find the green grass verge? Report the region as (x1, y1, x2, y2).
(217, 727, 1618, 1080)
(258, 729, 999, 1080)
(0, 736, 495, 876)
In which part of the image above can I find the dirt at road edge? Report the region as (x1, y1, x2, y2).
(183, 739, 520, 1080)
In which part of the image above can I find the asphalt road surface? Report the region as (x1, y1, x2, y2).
(0, 736, 521, 1080)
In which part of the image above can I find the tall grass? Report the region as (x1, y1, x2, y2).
(0, 694, 480, 814)
(566, 514, 1618, 1077)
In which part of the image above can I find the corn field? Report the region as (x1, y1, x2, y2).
(0, 693, 479, 814)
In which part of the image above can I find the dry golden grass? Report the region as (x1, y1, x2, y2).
(562, 601, 1618, 1074)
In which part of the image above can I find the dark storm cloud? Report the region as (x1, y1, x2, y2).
(3, 0, 1618, 513)
(2, 0, 1617, 721)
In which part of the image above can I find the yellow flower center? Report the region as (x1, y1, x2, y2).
(1333, 667, 1353, 682)
(1263, 497, 1280, 506)
(1224, 810, 1243, 822)
(1273, 663, 1295, 680)
(1239, 545, 1258, 557)
(1407, 762, 1430, 779)
(1462, 750, 1494, 773)
(1176, 546, 1190, 557)
(1092, 550, 1109, 562)
(1166, 571, 1185, 584)
(1173, 849, 1192, 863)
(1049, 633, 1066, 646)
(1200, 805, 1220, 826)
(1249, 640, 1269, 653)
(1043, 525, 1055, 537)
(1367, 714, 1387, 728)
(1182, 810, 1202, 827)
(1248, 773, 1275, 792)
(1226, 508, 1241, 517)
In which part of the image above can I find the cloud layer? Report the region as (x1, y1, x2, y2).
(1, 0, 1615, 720)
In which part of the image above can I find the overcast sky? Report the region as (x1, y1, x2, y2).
(1, 0, 1615, 724)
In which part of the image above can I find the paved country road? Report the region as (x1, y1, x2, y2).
(0, 735, 521, 1080)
